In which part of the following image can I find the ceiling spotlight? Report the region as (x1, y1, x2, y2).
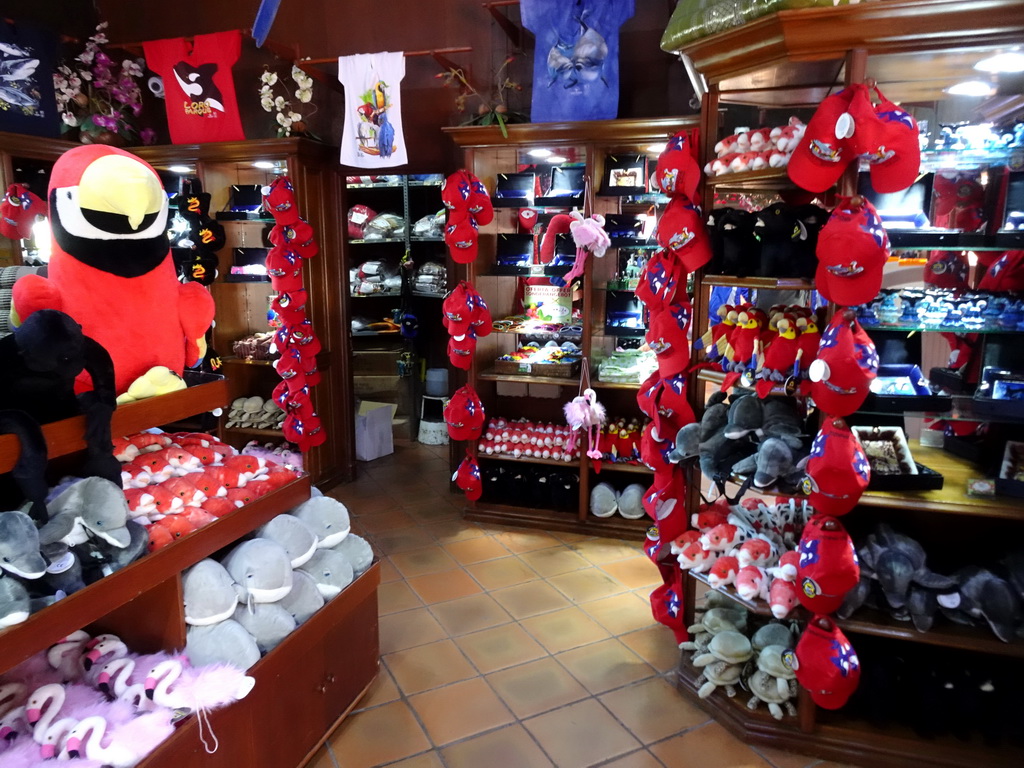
(975, 51, 1024, 73)
(945, 80, 996, 97)
(528, 148, 553, 158)
(646, 143, 667, 154)
(252, 161, 276, 169)
(546, 155, 567, 164)
(168, 165, 192, 174)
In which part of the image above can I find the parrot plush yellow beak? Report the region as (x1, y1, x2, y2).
(78, 153, 165, 231)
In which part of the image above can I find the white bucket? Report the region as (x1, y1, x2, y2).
(425, 368, 448, 397)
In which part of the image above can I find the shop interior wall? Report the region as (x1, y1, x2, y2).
(7, 0, 695, 172)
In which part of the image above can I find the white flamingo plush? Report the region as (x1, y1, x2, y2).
(24, 682, 135, 749)
(64, 713, 174, 767)
(144, 660, 255, 712)
(0, 716, 103, 767)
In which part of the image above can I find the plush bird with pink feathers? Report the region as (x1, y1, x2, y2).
(563, 388, 606, 459)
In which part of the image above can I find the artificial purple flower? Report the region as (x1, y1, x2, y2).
(140, 128, 156, 145)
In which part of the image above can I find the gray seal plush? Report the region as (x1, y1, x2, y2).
(186, 619, 261, 670)
(278, 569, 325, 625)
(258, 514, 318, 568)
(298, 549, 354, 599)
(232, 602, 296, 653)
(332, 534, 373, 578)
(290, 496, 351, 549)
(38, 477, 131, 549)
(183, 559, 246, 626)
(222, 539, 293, 604)
(0, 510, 47, 579)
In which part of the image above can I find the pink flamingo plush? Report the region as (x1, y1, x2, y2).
(144, 660, 255, 712)
(0, 704, 30, 746)
(64, 712, 174, 767)
(96, 654, 186, 708)
(0, 682, 27, 718)
(0, 716, 103, 767)
(24, 682, 134, 747)
(563, 387, 606, 459)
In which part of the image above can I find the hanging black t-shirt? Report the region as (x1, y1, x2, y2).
(0, 21, 60, 138)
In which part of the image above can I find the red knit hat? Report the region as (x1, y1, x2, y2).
(444, 385, 486, 441)
(803, 417, 871, 516)
(815, 196, 890, 307)
(792, 616, 861, 710)
(453, 452, 482, 500)
(796, 515, 860, 614)
(808, 311, 878, 417)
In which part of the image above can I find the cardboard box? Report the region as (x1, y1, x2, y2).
(355, 400, 398, 461)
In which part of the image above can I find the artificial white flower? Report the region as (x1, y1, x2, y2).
(296, 88, 312, 103)
(62, 112, 79, 127)
(288, 111, 302, 123)
(261, 71, 279, 86)
(274, 95, 286, 110)
(260, 96, 274, 112)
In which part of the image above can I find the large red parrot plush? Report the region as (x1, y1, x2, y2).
(13, 145, 215, 396)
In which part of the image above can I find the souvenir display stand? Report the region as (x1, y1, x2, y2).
(666, 2, 1024, 766)
(133, 138, 354, 488)
(0, 133, 379, 767)
(444, 117, 698, 539)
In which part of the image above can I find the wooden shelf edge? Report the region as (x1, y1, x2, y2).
(464, 502, 648, 540)
(0, 377, 230, 476)
(478, 369, 581, 387)
(0, 476, 311, 676)
(443, 116, 701, 148)
(478, 453, 581, 468)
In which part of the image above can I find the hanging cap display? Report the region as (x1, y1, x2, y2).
(978, 251, 1024, 292)
(808, 311, 879, 417)
(865, 87, 922, 194)
(792, 616, 861, 710)
(442, 282, 473, 336)
(635, 249, 687, 313)
(788, 84, 878, 193)
(796, 515, 860, 614)
(465, 171, 494, 226)
(453, 452, 483, 500)
(0, 184, 46, 240)
(645, 302, 692, 377)
(447, 329, 477, 370)
(656, 197, 713, 273)
(655, 130, 701, 201)
(444, 385, 486, 441)
(815, 196, 889, 307)
(803, 417, 871, 516)
(441, 170, 472, 212)
(444, 209, 479, 264)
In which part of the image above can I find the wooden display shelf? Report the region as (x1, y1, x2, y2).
(224, 426, 286, 437)
(221, 357, 277, 367)
(690, 572, 1024, 659)
(677, 659, 1016, 767)
(592, 380, 642, 390)
(0, 476, 310, 676)
(480, 452, 581, 468)
(703, 168, 792, 190)
(136, 559, 380, 768)
(594, 462, 652, 475)
(479, 368, 581, 387)
(464, 501, 649, 539)
(0, 377, 228, 475)
(702, 275, 815, 290)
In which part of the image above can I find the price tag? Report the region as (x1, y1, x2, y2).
(350, 210, 368, 225)
(517, 364, 532, 374)
(529, 264, 545, 276)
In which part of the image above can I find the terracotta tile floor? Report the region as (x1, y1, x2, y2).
(311, 440, 858, 768)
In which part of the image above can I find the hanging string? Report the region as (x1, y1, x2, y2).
(197, 706, 221, 754)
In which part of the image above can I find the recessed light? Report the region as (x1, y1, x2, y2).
(945, 80, 996, 97)
(253, 161, 276, 169)
(168, 165, 192, 174)
(975, 51, 1024, 73)
(646, 143, 666, 154)
(528, 148, 553, 158)
(546, 155, 567, 164)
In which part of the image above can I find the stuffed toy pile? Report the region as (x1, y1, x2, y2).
(12, 145, 215, 399)
(682, 592, 801, 720)
(477, 462, 579, 512)
(590, 480, 645, 520)
(114, 431, 301, 552)
(262, 176, 327, 453)
(477, 417, 579, 463)
(182, 494, 373, 669)
(0, 629, 254, 763)
(225, 395, 285, 431)
(704, 118, 806, 177)
(632, 129, 709, 643)
(349, 259, 402, 296)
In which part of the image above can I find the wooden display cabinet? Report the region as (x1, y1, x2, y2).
(134, 139, 354, 489)
(666, 2, 1024, 766)
(444, 117, 698, 539)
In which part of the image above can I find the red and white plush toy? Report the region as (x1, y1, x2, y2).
(13, 145, 215, 396)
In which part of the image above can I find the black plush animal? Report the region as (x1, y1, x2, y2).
(0, 309, 120, 524)
(794, 203, 830, 277)
(709, 208, 760, 277)
(755, 203, 807, 278)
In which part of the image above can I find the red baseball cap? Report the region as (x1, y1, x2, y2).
(441, 170, 472, 213)
(444, 209, 479, 264)
(647, 372, 694, 440)
(466, 171, 493, 226)
(796, 515, 860, 614)
(803, 417, 871, 516)
(808, 312, 878, 417)
(453, 452, 482, 501)
(650, 576, 688, 644)
(262, 176, 300, 225)
(642, 472, 684, 543)
(788, 84, 878, 193)
(645, 302, 692, 377)
(635, 248, 686, 313)
(639, 421, 676, 476)
(442, 282, 473, 336)
(518, 208, 538, 232)
(465, 284, 493, 338)
(266, 246, 304, 292)
(447, 329, 477, 370)
(347, 204, 377, 239)
(654, 130, 700, 201)
(269, 219, 318, 258)
(636, 370, 661, 421)
(815, 196, 890, 307)
(866, 87, 921, 194)
(0, 183, 46, 240)
(444, 385, 486, 441)
(792, 616, 861, 710)
(978, 251, 1024, 292)
(924, 251, 969, 290)
(656, 198, 712, 272)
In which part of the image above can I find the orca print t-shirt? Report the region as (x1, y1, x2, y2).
(144, 30, 245, 144)
(0, 21, 60, 138)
